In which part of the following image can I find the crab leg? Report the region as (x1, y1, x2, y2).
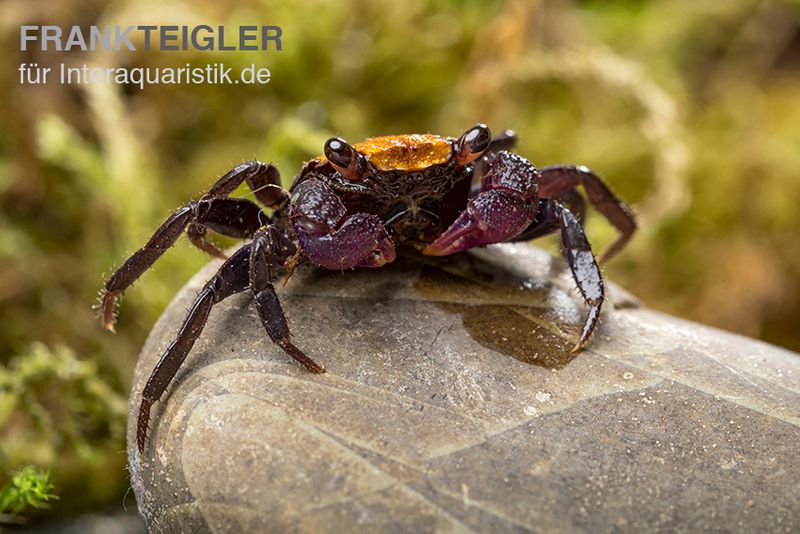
(249, 225, 325, 374)
(511, 189, 586, 241)
(186, 197, 268, 259)
(137, 245, 252, 452)
(539, 165, 636, 263)
(204, 160, 288, 209)
(100, 161, 284, 331)
(137, 225, 326, 452)
(99, 197, 264, 330)
(521, 199, 605, 351)
(485, 129, 517, 154)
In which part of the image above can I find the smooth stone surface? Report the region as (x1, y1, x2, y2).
(128, 244, 800, 533)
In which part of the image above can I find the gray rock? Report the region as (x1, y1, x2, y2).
(128, 244, 800, 533)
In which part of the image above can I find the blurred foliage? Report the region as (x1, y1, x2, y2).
(0, 343, 126, 516)
(0, 0, 799, 519)
(0, 466, 58, 524)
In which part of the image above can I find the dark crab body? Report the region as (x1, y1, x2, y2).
(98, 125, 636, 453)
(292, 133, 474, 249)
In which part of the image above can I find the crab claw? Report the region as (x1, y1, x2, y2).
(423, 190, 537, 256)
(356, 233, 397, 268)
(291, 178, 397, 270)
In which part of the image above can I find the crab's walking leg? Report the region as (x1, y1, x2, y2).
(99, 197, 264, 330)
(514, 199, 604, 351)
(486, 129, 517, 154)
(205, 160, 289, 210)
(511, 189, 586, 241)
(137, 245, 251, 453)
(186, 197, 267, 259)
(249, 226, 325, 374)
(557, 201, 604, 351)
(100, 161, 285, 331)
(423, 150, 539, 256)
(539, 165, 636, 263)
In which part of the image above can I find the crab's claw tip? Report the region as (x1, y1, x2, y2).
(421, 207, 481, 257)
(373, 240, 397, 267)
(421, 243, 447, 257)
(357, 235, 397, 268)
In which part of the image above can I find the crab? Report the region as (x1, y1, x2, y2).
(99, 124, 636, 453)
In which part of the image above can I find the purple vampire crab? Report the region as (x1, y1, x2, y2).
(98, 125, 637, 452)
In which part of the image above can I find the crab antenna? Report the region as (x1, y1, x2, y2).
(324, 137, 371, 181)
(455, 124, 492, 166)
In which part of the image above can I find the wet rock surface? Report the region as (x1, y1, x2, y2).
(128, 244, 800, 533)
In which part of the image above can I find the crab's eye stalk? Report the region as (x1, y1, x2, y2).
(324, 137, 370, 181)
(455, 124, 492, 166)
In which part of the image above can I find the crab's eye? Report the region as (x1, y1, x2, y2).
(324, 137, 370, 181)
(324, 138, 354, 168)
(455, 124, 492, 166)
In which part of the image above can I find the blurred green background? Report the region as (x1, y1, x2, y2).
(1, 0, 799, 522)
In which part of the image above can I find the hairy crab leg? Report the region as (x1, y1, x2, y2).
(100, 161, 285, 331)
(137, 245, 251, 453)
(424, 149, 605, 351)
(249, 225, 324, 374)
(555, 201, 604, 351)
(513, 199, 604, 351)
(186, 197, 267, 259)
(137, 225, 327, 452)
(204, 160, 288, 209)
(538, 165, 637, 263)
(99, 197, 263, 330)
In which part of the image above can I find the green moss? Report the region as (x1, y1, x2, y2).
(0, 344, 126, 514)
(0, 466, 58, 520)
